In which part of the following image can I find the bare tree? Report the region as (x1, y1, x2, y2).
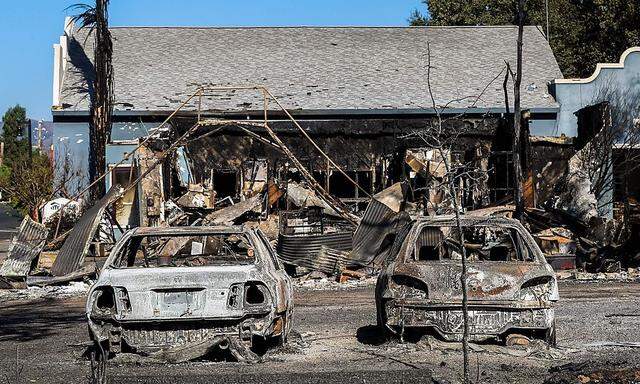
(408, 43, 504, 384)
(70, 0, 114, 202)
(53, 142, 87, 198)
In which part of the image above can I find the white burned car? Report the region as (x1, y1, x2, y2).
(376, 216, 559, 345)
(86, 226, 293, 362)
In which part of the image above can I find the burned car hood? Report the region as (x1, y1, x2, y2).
(391, 261, 557, 304)
(92, 264, 273, 322)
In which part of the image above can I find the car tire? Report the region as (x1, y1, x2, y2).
(376, 300, 393, 340)
(376, 300, 386, 328)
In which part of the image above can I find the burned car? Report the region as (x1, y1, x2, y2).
(376, 216, 559, 345)
(86, 226, 293, 362)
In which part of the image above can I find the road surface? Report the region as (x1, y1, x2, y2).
(1, 280, 639, 383)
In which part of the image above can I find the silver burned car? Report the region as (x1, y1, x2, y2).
(376, 216, 559, 345)
(86, 226, 293, 362)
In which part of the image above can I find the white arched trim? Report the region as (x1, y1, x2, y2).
(554, 47, 640, 84)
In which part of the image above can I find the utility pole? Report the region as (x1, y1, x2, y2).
(37, 120, 43, 154)
(27, 120, 33, 163)
(545, 0, 550, 41)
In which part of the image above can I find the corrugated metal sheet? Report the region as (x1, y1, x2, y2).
(277, 231, 353, 273)
(349, 183, 410, 267)
(0, 216, 48, 278)
(416, 227, 444, 248)
(51, 186, 123, 276)
(280, 244, 352, 275)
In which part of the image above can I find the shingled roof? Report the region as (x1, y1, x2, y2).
(57, 26, 562, 114)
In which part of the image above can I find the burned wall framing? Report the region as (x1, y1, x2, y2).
(180, 115, 501, 206)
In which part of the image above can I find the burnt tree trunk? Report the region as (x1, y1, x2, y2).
(503, 61, 511, 114)
(88, 0, 113, 202)
(513, 0, 525, 220)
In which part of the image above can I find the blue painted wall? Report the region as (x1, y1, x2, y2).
(52, 122, 89, 195)
(52, 121, 159, 194)
(551, 48, 640, 137)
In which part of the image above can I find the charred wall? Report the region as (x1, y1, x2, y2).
(529, 141, 576, 207)
(180, 116, 500, 203)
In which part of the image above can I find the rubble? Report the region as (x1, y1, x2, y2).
(286, 181, 340, 218)
(51, 185, 123, 276)
(559, 268, 640, 281)
(466, 205, 515, 218)
(27, 266, 96, 287)
(0, 280, 91, 303)
(175, 183, 215, 209)
(293, 275, 377, 291)
(203, 193, 264, 225)
(533, 227, 577, 270)
(276, 207, 355, 276)
(349, 182, 411, 267)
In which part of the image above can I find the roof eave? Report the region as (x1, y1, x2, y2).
(52, 106, 559, 118)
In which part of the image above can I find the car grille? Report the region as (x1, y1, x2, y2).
(122, 323, 239, 348)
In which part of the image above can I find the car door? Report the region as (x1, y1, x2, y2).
(255, 229, 293, 311)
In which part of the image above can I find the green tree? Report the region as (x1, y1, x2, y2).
(0, 153, 53, 219)
(1, 105, 29, 167)
(408, 0, 640, 78)
(0, 106, 53, 218)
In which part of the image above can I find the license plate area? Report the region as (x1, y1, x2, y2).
(152, 288, 205, 317)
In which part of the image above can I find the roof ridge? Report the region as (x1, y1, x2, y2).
(107, 25, 539, 30)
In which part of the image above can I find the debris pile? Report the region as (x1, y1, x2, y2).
(532, 227, 577, 270)
(3, 86, 640, 292)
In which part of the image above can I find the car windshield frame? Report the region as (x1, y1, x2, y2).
(405, 222, 540, 264)
(108, 230, 259, 269)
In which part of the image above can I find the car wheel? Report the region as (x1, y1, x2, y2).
(376, 300, 393, 339)
(376, 300, 386, 328)
(545, 321, 557, 347)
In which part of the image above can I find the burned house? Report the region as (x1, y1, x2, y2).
(51, 22, 563, 230)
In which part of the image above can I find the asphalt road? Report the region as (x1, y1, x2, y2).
(1, 281, 640, 384)
(0, 202, 21, 235)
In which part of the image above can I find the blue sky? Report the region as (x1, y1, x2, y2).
(0, 0, 424, 121)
